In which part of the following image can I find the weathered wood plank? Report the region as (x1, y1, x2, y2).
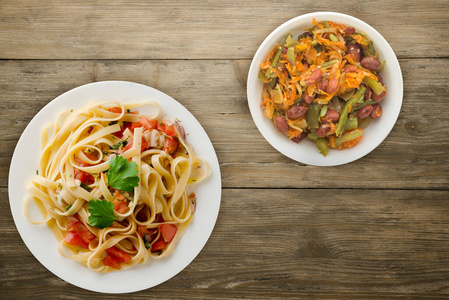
(2, 188, 449, 298)
(0, 0, 448, 60)
(0, 59, 448, 189)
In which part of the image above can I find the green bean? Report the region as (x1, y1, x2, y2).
(367, 41, 375, 56)
(344, 36, 356, 45)
(308, 132, 318, 140)
(363, 77, 385, 96)
(307, 103, 321, 129)
(322, 59, 339, 68)
(287, 47, 296, 67)
(320, 105, 328, 118)
(378, 60, 386, 73)
(285, 34, 299, 47)
(343, 114, 358, 131)
(335, 128, 363, 146)
(335, 85, 366, 136)
(329, 33, 338, 42)
(265, 47, 282, 78)
(353, 100, 377, 112)
(316, 138, 329, 156)
(258, 69, 268, 82)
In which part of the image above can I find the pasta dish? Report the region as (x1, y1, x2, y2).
(26, 101, 208, 272)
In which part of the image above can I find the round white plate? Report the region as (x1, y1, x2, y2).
(247, 12, 403, 166)
(8, 81, 222, 293)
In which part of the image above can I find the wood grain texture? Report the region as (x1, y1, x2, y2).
(0, 0, 448, 60)
(2, 1, 449, 298)
(0, 58, 448, 189)
(2, 188, 449, 298)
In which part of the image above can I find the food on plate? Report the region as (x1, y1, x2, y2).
(26, 101, 209, 272)
(258, 19, 387, 156)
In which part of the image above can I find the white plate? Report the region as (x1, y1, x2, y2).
(8, 81, 222, 293)
(247, 12, 403, 166)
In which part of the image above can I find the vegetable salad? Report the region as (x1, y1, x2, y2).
(258, 19, 387, 156)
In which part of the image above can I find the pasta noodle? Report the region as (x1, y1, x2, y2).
(26, 101, 209, 272)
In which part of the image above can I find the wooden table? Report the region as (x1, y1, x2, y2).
(1, 1, 449, 299)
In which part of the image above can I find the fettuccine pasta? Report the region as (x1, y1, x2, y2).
(26, 101, 209, 272)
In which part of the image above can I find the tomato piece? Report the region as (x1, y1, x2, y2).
(113, 199, 129, 214)
(103, 255, 121, 269)
(151, 238, 166, 252)
(64, 231, 89, 248)
(157, 122, 177, 137)
(74, 157, 95, 184)
(163, 124, 177, 137)
(74, 168, 95, 185)
(139, 116, 156, 130)
(72, 222, 94, 244)
(66, 216, 79, 231)
(137, 225, 149, 237)
(82, 150, 97, 161)
(106, 247, 131, 264)
(163, 137, 179, 155)
(120, 137, 149, 153)
(113, 121, 142, 138)
(75, 157, 90, 167)
(141, 138, 149, 151)
(107, 107, 122, 114)
(159, 224, 178, 243)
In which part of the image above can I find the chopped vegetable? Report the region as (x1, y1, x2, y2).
(111, 140, 128, 150)
(159, 224, 178, 243)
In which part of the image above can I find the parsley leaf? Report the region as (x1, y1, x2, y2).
(108, 156, 139, 192)
(88, 199, 116, 228)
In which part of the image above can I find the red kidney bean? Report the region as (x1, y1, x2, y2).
(370, 104, 382, 119)
(326, 78, 339, 94)
(287, 105, 307, 119)
(375, 73, 383, 83)
(344, 65, 358, 73)
(304, 93, 315, 104)
(347, 44, 362, 62)
(282, 47, 288, 55)
(316, 124, 331, 137)
(305, 68, 322, 86)
(364, 85, 373, 100)
(319, 78, 329, 92)
(372, 90, 386, 102)
(361, 56, 381, 71)
(344, 26, 355, 35)
(291, 131, 308, 143)
(357, 105, 373, 119)
(274, 116, 289, 134)
(324, 110, 340, 123)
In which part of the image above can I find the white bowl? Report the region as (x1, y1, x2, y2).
(247, 12, 403, 166)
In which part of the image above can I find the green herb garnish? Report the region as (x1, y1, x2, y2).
(111, 140, 128, 150)
(88, 199, 116, 229)
(144, 238, 151, 249)
(107, 156, 139, 192)
(80, 182, 92, 192)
